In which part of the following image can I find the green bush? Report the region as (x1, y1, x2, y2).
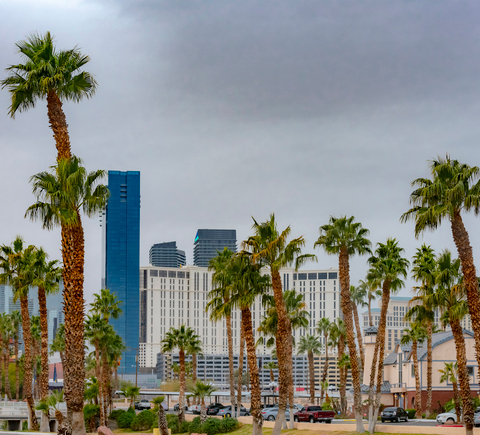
(132, 410, 155, 431)
(166, 414, 179, 433)
(219, 417, 240, 433)
(179, 420, 190, 433)
(201, 418, 222, 435)
(427, 412, 437, 420)
(109, 409, 125, 421)
(188, 416, 202, 434)
(405, 409, 416, 419)
(117, 410, 135, 428)
(422, 413, 426, 419)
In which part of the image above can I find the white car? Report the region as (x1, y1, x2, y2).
(189, 404, 202, 414)
(436, 410, 459, 424)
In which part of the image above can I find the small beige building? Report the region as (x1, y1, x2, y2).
(362, 327, 479, 411)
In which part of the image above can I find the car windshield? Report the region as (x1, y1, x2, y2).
(383, 408, 397, 412)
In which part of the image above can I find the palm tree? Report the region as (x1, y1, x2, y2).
(10, 310, 22, 400)
(161, 325, 200, 423)
(400, 322, 427, 418)
(314, 215, 371, 431)
(297, 334, 322, 403)
(207, 248, 235, 411)
(190, 381, 216, 423)
(405, 244, 436, 417)
(121, 385, 140, 409)
(152, 396, 169, 435)
(439, 362, 461, 423)
(30, 248, 62, 431)
(26, 156, 109, 434)
(0, 237, 38, 429)
(362, 278, 382, 327)
(50, 323, 65, 367)
(0, 313, 13, 400)
(366, 238, 409, 433)
(350, 283, 367, 370)
(264, 361, 278, 384)
(186, 336, 202, 404)
(229, 253, 270, 435)
(316, 317, 332, 405)
(1, 31, 97, 161)
(401, 156, 480, 376)
(435, 250, 473, 434)
(329, 319, 347, 415)
(243, 214, 315, 433)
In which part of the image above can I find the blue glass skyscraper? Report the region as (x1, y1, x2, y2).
(102, 171, 140, 374)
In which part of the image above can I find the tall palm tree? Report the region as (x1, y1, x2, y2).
(207, 247, 235, 411)
(297, 334, 322, 403)
(366, 238, 409, 433)
(350, 283, 367, 370)
(0, 238, 38, 429)
(50, 323, 65, 367)
(243, 214, 315, 433)
(1, 31, 97, 161)
(316, 317, 332, 405)
(400, 322, 427, 418)
(30, 248, 62, 431)
(152, 396, 169, 435)
(362, 278, 382, 327)
(405, 244, 436, 417)
(329, 319, 347, 415)
(190, 381, 216, 423)
(264, 361, 278, 384)
(435, 250, 473, 434)
(0, 313, 13, 400)
(10, 310, 22, 400)
(314, 215, 371, 431)
(186, 336, 202, 404)
(439, 362, 461, 423)
(229, 253, 270, 435)
(161, 325, 200, 423)
(26, 156, 109, 434)
(401, 156, 480, 376)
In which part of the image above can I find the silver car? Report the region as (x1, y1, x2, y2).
(261, 407, 290, 421)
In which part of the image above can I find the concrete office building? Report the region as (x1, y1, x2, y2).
(139, 265, 348, 388)
(101, 170, 140, 374)
(193, 229, 237, 267)
(149, 242, 186, 268)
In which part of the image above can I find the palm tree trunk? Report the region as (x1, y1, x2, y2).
(450, 318, 474, 434)
(338, 248, 364, 432)
(338, 340, 347, 415)
(37, 286, 51, 433)
(158, 404, 169, 435)
(14, 338, 19, 400)
(452, 379, 461, 423)
(226, 314, 236, 412)
(271, 270, 292, 435)
(412, 341, 421, 417)
(101, 348, 109, 426)
(191, 353, 197, 405)
(20, 295, 38, 430)
(308, 351, 315, 404)
(47, 90, 72, 161)
(287, 333, 294, 429)
(241, 307, 262, 435)
(178, 349, 186, 423)
(61, 219, 86, 435)
(353, 301, 365, 371)
(368, 297, 373, 327)
(4, 350, 11, 400)
(321, 335, 329, 405)
(451, 213, 480, 379)
(200, 397, 207, 424)
(94, 341, 104, 427)
(369, 280, 390, 434)
(426, 321, 433, 417)
(237, 320, 244, 419)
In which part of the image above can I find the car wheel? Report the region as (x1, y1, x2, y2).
(395, 417, 399, 423)
(326, 420, 332, 424)
(267, 415, 275, 421)
(447, 418, 454, 423)
(226, 413, 231, 418)
(294, 416, 298, 422)
(405, 416, 408, 422)
(309, 416, 315, 423)
(381, 419, 385, 423)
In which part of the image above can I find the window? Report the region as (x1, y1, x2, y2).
(468, 366, 474, 377)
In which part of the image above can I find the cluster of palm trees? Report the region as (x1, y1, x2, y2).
(1, 31, 107, 435)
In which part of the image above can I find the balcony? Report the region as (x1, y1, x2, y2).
(390, 383, 406, 393)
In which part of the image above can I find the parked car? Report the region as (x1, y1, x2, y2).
(380, 407, 408, 423)
(436, 409, 459, 424)
(189, 404, 202, 414)
(475, 412, 480, 428)
(173, 403, 189, 412)
(261, 407, 290, 421)
(293, 405, 335, 423)
(218, 405, 250, 417)
(135, 400, 151, 410)
(206, 403, 225, 415)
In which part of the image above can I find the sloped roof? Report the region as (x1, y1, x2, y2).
(361, 381, 391, 394)
(383, 351, 398, 365)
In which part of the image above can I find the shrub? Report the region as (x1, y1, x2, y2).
(117, 410, 135, 428)
(427, 412, 437, 419)
(166, 414, 179, 433)
(188, 416, 202, 434)
(405, 409, 416, 419)
(200, 418, 222, 435)
(109, 409, 125, 421)
(179, 420, 190, 433)
(219, 417, 239, 433)
(132, 409, 155, 431)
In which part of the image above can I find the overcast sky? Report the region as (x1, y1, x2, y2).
(1, 0, 480, 305)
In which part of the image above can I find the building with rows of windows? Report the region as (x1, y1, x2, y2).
(139, 265, 350, 389)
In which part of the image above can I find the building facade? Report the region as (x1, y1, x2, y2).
(102, 170, 141, 374)
(149, 242, 186, 268)
(139, 265, 347, 389)
(193, 229, 237, 267)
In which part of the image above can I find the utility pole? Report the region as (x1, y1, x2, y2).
(135, 348, 139, 388)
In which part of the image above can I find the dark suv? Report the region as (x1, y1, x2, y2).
(381, 407, 408, 423)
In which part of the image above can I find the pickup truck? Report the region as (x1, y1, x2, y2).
(293, 405, 335, 423)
